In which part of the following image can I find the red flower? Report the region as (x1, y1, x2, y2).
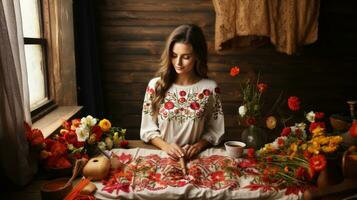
(257, 83, 268, 93)
(303, 150, 312, 159)
(190, 102, 200, 110)
(245, 117, 256, 126)
(247, 148, 255, 158)
(74, 141, 85, 148)
(230, 66, 240, 77)
(64, 131, 78, 144)
(309, 155, 327, 172)
(92, 125, 103, 141)
(314, 112, 325, 120)
(179, 90, 186, 96)
(288, 96, 300, 111)
(309, 122, 326, 133)
(164, 101, 174, 110)
(46, 156, 71, 169)
(120, 140, 129, 148)
(215, 87, 221, 94)
(62, 121, 71, 130)
(49, 141, 67, 157)
(178, 97, 186, 103)
(30, 129, 45, 146)
(203, 89, 211, 96)
(295, 166, 307, 179)
(277, 138, 285, 146)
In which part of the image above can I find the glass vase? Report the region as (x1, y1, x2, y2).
(241, 125, 267, 149)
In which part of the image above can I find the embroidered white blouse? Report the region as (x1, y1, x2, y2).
(140, 77, 225, 146)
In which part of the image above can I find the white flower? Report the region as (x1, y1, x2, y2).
(67, 144, 74, 150)
(81, 115, 97, 127)
(97, 141, 106, 151)
(238, 105, 247, 117)
(306, 111, 315, 122)
(295, 122, 307, 131)
(75, 125, 90, 142)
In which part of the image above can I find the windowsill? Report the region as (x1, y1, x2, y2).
(32, 106, 83, 138)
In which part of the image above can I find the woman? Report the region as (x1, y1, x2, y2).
(140, 24, 225, 160)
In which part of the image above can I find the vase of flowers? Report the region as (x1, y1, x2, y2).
(230, 66, 268, 149)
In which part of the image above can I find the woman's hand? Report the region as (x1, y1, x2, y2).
(150, 137, 185, 160)
(185, 139, 209, 159)
(162, 143, 185, 160)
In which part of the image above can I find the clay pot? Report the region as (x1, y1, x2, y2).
(342, 146, 357, 179)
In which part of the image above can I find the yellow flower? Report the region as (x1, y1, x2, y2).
(307, 142, 320, 154)
(329, 136, 343, 144)
(312, 126, 325, 137)
(316, 136, 329, 145)
(322, 145, 337, 153)
(99, 119, 112, 132)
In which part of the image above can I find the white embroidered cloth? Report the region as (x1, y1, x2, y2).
(93, 148, 302, 200)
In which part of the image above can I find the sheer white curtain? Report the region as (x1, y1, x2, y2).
(0, 0, 36, 185)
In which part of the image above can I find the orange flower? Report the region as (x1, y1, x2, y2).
(230, 66, 240, 77)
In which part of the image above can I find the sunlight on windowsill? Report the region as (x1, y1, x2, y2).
(32, 106, 82, 138)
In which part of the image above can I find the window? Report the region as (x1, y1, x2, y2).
(19, 0, 55, 121)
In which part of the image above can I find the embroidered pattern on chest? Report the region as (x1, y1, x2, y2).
(159, 89, 211, 122)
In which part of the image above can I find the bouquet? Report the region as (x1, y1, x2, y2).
(230, 66, 268, 126)
(25, 115, 128, 169)
(251, 97, 343, 191)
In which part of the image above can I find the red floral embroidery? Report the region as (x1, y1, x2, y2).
(203, 89, 210, 96)
(164, 101, 174, 110)
(190, 102, 200, 110)
(178, 97, 186, 103)
(179, 90, 186, 96)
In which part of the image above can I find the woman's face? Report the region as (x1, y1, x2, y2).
(171, 42, 196, 76)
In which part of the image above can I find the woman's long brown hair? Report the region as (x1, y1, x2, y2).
(152, 24, 208, 116)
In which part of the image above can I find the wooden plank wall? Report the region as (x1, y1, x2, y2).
(95, 0, 357, 140)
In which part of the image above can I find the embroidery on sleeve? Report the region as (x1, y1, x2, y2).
(212, 87, 224, 120)
(143, 87, 155, 116)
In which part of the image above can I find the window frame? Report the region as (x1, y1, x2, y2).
(22, 0, 57, 122)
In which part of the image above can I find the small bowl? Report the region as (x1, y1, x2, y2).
(329, 116, 351, 132)
(41, 178, 72, 200)
(224, 141, 246, 158)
